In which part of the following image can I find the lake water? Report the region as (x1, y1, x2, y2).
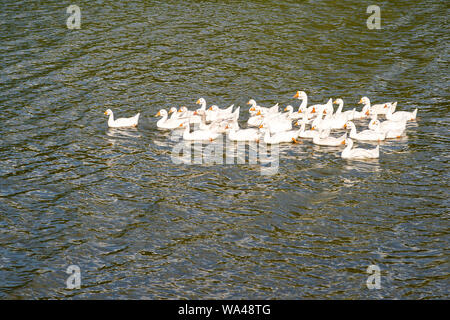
(0, 0, 448, 299)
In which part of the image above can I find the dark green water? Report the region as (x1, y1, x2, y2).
(0, 1, 448, 299)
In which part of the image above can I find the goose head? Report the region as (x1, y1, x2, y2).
(247, 99, 258, 111)
(359, 96, 370, 106)
(369, 119, 381, 130)
(343, 120, 355, 130)
(104, 109, 113, 116)
(196, 98, 207, 110)
(208, 105, 219, 112)
(284, 105, 294, 113)
(343, 137, 353, 147)
(293, 91, 307, 100)
(333, 98, 344, 111)
(155, 109, 168, 117)
(333, 98, 343, 106)
(177, 106, 188, 114)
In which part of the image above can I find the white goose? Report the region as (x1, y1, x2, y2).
(178, 106, 201, 124)
(284, 105, 302, 120)
(297, 104, 316, 120)
(104, 109, 140, 128)
(352, 102, 371, 120)
(295, 120, 319, 139)
(386, 104, 418, 122)
(156, 109, 187, 129)
(341, 138, 379, 159)
(195, 109, 238, 132)
(310, 106, 335, 131)
(359, 96, 396, 116)
(260, 127, 300, 144)
(344, 120, 386, 141)
(225, 122, 261, 142)
(259, 116, 292, 134)
(369, 119, 406, 139)
(179, 122, 221, 141)
(333, 99, 355, 121)
(293, 91, 326, 116)
(312, 129, 347, 146)
(247, 99, 261, 114)
(196, 98, 208, 112)
(207, 105, 239, 122)
(168, 107, 178, 119)
(320, 98, 334, 116)
(252, 103, 280, 116)
(247, 114, 264, 127)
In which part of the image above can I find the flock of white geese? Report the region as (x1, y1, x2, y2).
(104, 91, 418, 159)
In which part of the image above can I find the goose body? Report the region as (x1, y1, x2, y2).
(226, 122, 261, 142)
(261, 128, 299, 144)
(341, 138, 380, 159)
(295, 121, 319, 139)
(180, 122, 221, 141)
(369, 119, 406, 138)
(156, 109, 187, 129)
(344, 120, 385, 141)
(293, 91, 320, 117)
(312, 130, 347, 146)
(386, 105, 418, 122)
(359, 96, 396, 116)
(333, 99, 355, 121)
(284, 105, 303, 120)
(261, 117, 292, 134)
(105, 109, 140, 128)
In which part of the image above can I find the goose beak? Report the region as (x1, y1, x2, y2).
(256, 111, 261, 116)
(333, 100, 337, 104)
(193, 111, 198, 115)
(179, 123, 184, 127)
(208, 106, 213, 111)
(225, 124, 229, 129)
(311, 126, 316, 130)
(358, 98, 363, 104)
(168, 109, 174, 114)
(104, 111, 108, 115)
(196, 99, 201, 104)
(292, 138, 297, 143)
(247, 101, 251, 105)
(365, 110, 370, 116)
(250, 106, 255, 111)
(293, 92, 300, 98)
(156, 111, 161, 116)
(259, 124, 263, 128)
(341, 140, 346, 145)
(298, 109, 302, 113)
(343, 124, 347, 129)
(284, 107, 288, 111)
(311, 107, 316, 113)
(384, 104, 388, 108)
(323, 110, 327, 114)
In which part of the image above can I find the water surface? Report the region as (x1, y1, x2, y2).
(0, 0, 448, 299)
